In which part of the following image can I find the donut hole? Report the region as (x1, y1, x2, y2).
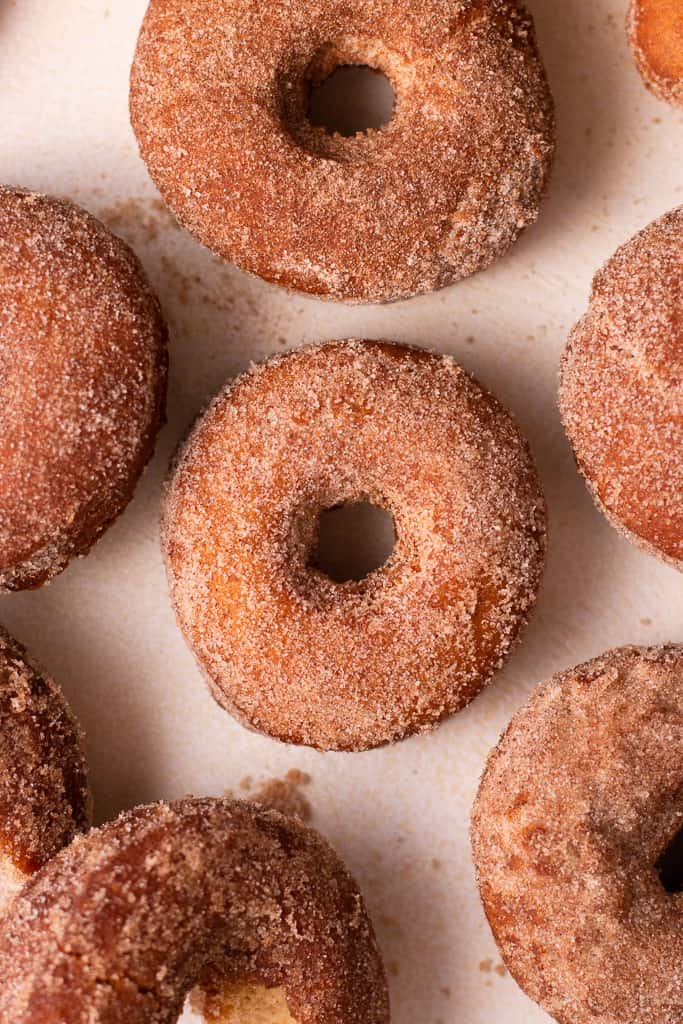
(312, 502, 396, 583)
(656, 822, 683, 893)
(307, 65, 395, 137)
(191, 981, 297, 1024)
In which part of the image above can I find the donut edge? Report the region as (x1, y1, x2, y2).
(0, 186, 170, 593)
(558, 301, 683, 575)
(627, 0, 683, 109)
(0, 624, 92, 878)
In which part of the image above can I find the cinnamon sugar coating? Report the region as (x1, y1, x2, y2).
(0, 186, 168, 591)
(129, 0, 555, 303)
(471, 645, 683, 1024)
(163, 340, 547, 751)
(558, 207, 683, 570)
(0, 797, 390, 1024)
(0, 627, 90, 906)
(628, 0, 683, 108)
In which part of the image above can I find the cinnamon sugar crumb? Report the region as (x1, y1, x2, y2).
(234, 772, 313, 823)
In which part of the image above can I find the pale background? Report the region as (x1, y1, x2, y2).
(0, 1, 681, 1021)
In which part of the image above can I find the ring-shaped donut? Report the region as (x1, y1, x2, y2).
(0, 798, 389, 1024)
(163, 339, 547, 751)
(471, 645, 683, 1024)
(130, 0, 555, 303)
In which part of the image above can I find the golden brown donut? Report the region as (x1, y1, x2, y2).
(0, 797, 390, 1024)
(0, 186, 168, 591)
(628, 0, 683, 108)
(558, 207, 683, 570)
(163, 339, 547, 751)
(129, 0, 555, 303)
(471, 645, 683, 1024)
(0, 626, 90, 914)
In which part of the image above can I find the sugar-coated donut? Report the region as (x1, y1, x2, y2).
(130, 0, 555, 303)
(628, 0, 683, 108)
(0, 186, 168, 591)
(0, 797, 390, 1024)
(163, 339, 547, 751)
(471, 646, 683, 1024)
(558, 207, 683, 570)
(0, 627, 90, 914)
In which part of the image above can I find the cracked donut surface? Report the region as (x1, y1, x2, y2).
(558, 207, 683, 570)
(0, 626, 90, 914)
(130, 0, 555, 302)
(471, 645, 683, 1024)
(0, 186, 168, 590)
(163, 339, 547, 751)
(0, 798, 389, 1024)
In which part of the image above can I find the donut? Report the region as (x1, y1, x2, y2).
(628, 0, 683, 108)
(0, 797, 390, 1024)
(129, 0, 555, 303)
(558, 207, 683, 570)
(471, 645, 683, 1024)
(163, 339, 547, 751)
(0, 186, 168, 591)
(0, 626, 90, 914)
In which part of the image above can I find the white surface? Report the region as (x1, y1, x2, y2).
(0, 2, 682, 1022)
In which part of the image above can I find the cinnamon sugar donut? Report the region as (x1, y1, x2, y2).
(129, 0, 555, 303)
(163, 339, 547, 751)
(0, 797, 390, 1024)
(0, 627, 90, 914)
(558, 207, 683, 570)
(628, 0, 683, 108)
(471, 645, 683, 1024)
(0, 186, 168, 591)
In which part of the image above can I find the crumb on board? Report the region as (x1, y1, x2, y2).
(226, 770, 313, 823)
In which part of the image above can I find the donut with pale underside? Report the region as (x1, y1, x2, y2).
(0, 797, 390, 1024)
(129, 0, 555, 303)
(162, 339, 547, 752)
(471, 645, 683, 1024)
(0, 186, 168, 591)
(628, 0, 683, 108)
(0, 626, 90, 915)
(558, 207, 683, 570)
